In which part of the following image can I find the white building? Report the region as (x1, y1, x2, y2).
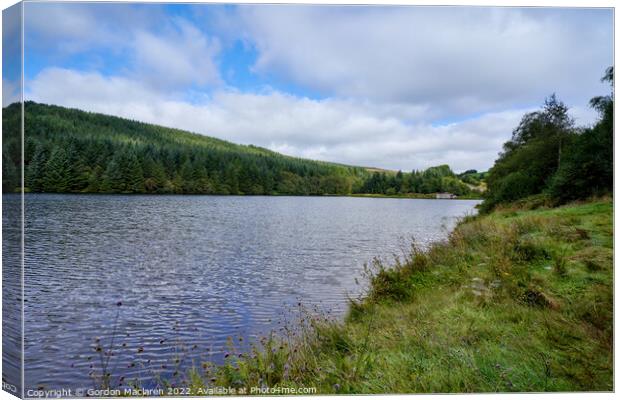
(436, 192, 457, 199)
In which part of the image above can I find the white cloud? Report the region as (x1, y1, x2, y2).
(26, 67, 538, 172)
(132, 19, 222, 89)
(24, 3, 142, 52)
(24, 3, 222, 90)
(236, 6, 613, 117)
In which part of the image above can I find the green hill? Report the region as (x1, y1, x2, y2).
(3, 102, 370, 195)
(2, 102, 477, 197)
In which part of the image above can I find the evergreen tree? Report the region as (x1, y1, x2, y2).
(26, 143, 47, 192)
(44, 147, 72, 192)
(124, 151, 144, 193)
(102, 156, 124, 192)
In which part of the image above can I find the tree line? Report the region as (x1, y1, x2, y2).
(357, 165, 477, 196)
(481, 67, 613, 212)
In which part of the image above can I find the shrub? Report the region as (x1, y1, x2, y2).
(369, 268, 413, 302)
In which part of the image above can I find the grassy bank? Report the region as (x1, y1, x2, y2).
(181, 199, 612, 394)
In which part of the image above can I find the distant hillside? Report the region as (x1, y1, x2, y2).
(2, 102, 478, 197)
(3, 102, 371, 195)
(359, 165, 483, 197)
(458, 169, 488, 192)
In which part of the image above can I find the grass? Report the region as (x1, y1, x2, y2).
(92, 199, 612, 394)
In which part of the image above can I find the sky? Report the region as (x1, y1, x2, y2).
(3, 1, 614, 172)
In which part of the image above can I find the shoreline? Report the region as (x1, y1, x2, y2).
(4, 191, 484, 200)
(179, 198, 612, 393)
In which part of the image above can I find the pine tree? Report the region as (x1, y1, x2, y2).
(102, 156, 123, 192)
(43, 147, 71, 192)
(124, 151, 144, 193)
(26, 143, 47, 192)
(86, 165, 104, 192)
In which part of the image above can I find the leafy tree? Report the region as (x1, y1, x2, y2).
(483, 94, 576, 211)
(481, 67, 613, 211)
(356, 165, 473, 196)
(548, 67, 613, 202)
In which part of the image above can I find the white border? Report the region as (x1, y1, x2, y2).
(0, 2, 617, 400)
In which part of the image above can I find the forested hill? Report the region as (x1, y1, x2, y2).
(2, 102, 372, 195)
(2, 102, 479, 196)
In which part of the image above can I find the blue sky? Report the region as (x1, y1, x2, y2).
(22, 2, 328, 101)
(3, 2, 614, 171)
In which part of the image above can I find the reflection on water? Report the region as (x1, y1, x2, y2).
(4, 194, 479, 390)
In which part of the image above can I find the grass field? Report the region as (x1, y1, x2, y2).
(179, 199, 613, 393)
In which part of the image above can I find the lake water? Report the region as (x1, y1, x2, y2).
(3, 194, 480, 391)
